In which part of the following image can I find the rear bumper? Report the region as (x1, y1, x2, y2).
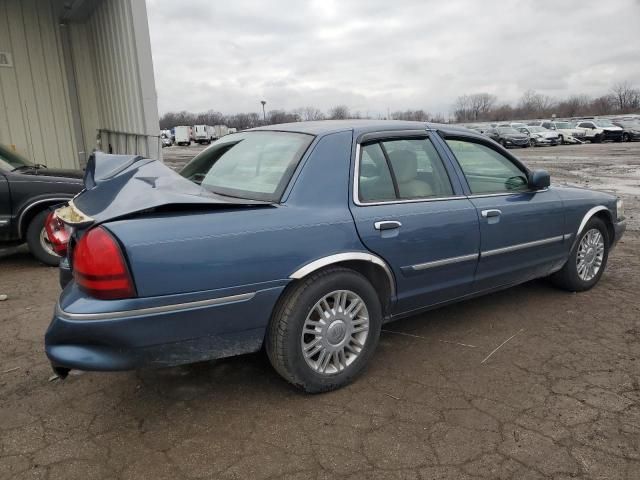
(45, 283, 285, 372)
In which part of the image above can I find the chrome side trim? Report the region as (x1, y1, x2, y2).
(17, 197, 74, 237)
(481, 235, 564, 257)
(576, 206, 609, 236)
(0, 219, 9, 226)
(563, 233, 573, 241)
(56, 292, 256, 321)
(290, 252, 396, 297)
(411, 253, 479, 271)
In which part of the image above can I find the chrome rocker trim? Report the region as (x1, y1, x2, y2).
(481, 235, 565, 257)
(56, 292, 256, 321)
(411, 253, 479, 270)
(290, 252, 396, 297)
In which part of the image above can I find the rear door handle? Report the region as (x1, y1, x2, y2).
(374, 220, 402, 231)
(481, 209, 502, 218)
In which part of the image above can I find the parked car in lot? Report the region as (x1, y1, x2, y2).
(516, 126, 560, 147)
(540, 120, 585, 144)
(611, 119, 640, 142)
(575, 119, 623, 143)
(44, 120, 626, 392)
(0, 144, 83, 265)
(484, 126, 530, 148)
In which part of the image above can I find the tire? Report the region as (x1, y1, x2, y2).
(26, 210, 60, 266)
(595, 134, 603, 144)
(266, 267, 382, 393)
(549, 217, 609, 292)
(558, 135, 564, 145)
(529, 138, 536, 148)
(622, 133, 629, 142)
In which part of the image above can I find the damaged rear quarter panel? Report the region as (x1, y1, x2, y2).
(104, 131, 365, 298)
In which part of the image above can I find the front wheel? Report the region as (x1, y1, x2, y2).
(622, 133, 630, 142)
(266, 267, 382, 393)
(550, 217, 609, 292)
(26, 210, 61, 266)
(558, 135, 564, 145)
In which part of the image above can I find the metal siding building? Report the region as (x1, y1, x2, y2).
(0, 0, 161, 170)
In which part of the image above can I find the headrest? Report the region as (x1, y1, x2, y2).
(388, 150, 418, 183)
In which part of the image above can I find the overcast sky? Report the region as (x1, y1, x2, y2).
(146, 0, 640, 117)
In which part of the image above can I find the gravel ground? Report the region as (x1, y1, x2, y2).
(1, 141, 639, 479)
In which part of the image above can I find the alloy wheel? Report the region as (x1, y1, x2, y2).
(301, 290, 369, 375)
(576, 228, 604, 282)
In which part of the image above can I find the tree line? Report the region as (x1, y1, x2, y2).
(454, 81, 639, 123)
(159, 81, 639, 129)
(159, 105, 448, 130)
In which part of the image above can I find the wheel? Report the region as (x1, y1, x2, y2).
(558, 134, 564, 145)
(529, 138, 536, 148)
(26, 210, 60, 266)
(550, 217, 609, 292)
(595, 134, 603, 143)
(622, 133, 630, 142)
(266, 267, 382, 393)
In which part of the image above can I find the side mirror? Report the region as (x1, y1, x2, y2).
(529, 169, 550, 189)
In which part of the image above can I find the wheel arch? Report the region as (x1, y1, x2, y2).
(574, 205, 614, 247)
(288, 252, 396, 317)
(18, 197, 73, 238)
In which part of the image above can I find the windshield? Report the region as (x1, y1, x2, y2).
(0, 144, 33, 172)
(594, 119, 614, 127)
(527, 126, 546, 133)
(179, 131, 314, 202)
(497, 127, 520, 134)
(556, 122, 572, 129)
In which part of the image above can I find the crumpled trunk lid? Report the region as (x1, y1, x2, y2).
(69, 152, 269, 225)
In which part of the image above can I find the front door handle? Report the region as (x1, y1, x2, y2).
(481, 209, 502, 218)
(374, 220, 402, 231)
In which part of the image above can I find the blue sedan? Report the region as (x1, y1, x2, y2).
(45, 120, 626, 392)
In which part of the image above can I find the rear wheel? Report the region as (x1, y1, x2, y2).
(622, 133, 630, 142)
(266, 267, 382, 393)
(26, 210, 60, 266)
(550, 217, 609, 292)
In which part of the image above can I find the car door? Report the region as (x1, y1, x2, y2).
(349, 131, 480, 315)
(441, 135, 567, 292)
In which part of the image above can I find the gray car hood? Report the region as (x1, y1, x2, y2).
(73, 152, 269, 223)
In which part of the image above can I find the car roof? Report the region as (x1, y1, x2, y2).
(249, 119, 476, 138)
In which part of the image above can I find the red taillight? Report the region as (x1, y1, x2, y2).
(73, 226, 136, 300)
(45, 211, 71, 256)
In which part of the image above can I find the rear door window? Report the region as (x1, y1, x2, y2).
(357, 137, 454, 202)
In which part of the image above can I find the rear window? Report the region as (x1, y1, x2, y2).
(180, 131, 313, 202)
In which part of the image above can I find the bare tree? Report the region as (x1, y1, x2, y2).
(590, 95, 615, 116)
(328, 105, 350, 119)
(267, 110, 300, 125)
(611, 81, 640, 112)
(296, 106, 325, 121)
(391, 109, 431, 121)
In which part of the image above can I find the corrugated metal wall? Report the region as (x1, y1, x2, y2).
(79, 0, 161, 160)
(0, 0, 161, 169)
(0, 0, 78, 168)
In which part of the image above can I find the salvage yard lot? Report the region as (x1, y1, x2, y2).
(1, 142, 639, 479)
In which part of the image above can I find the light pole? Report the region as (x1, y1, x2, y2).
(261, 100, 266, 123)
